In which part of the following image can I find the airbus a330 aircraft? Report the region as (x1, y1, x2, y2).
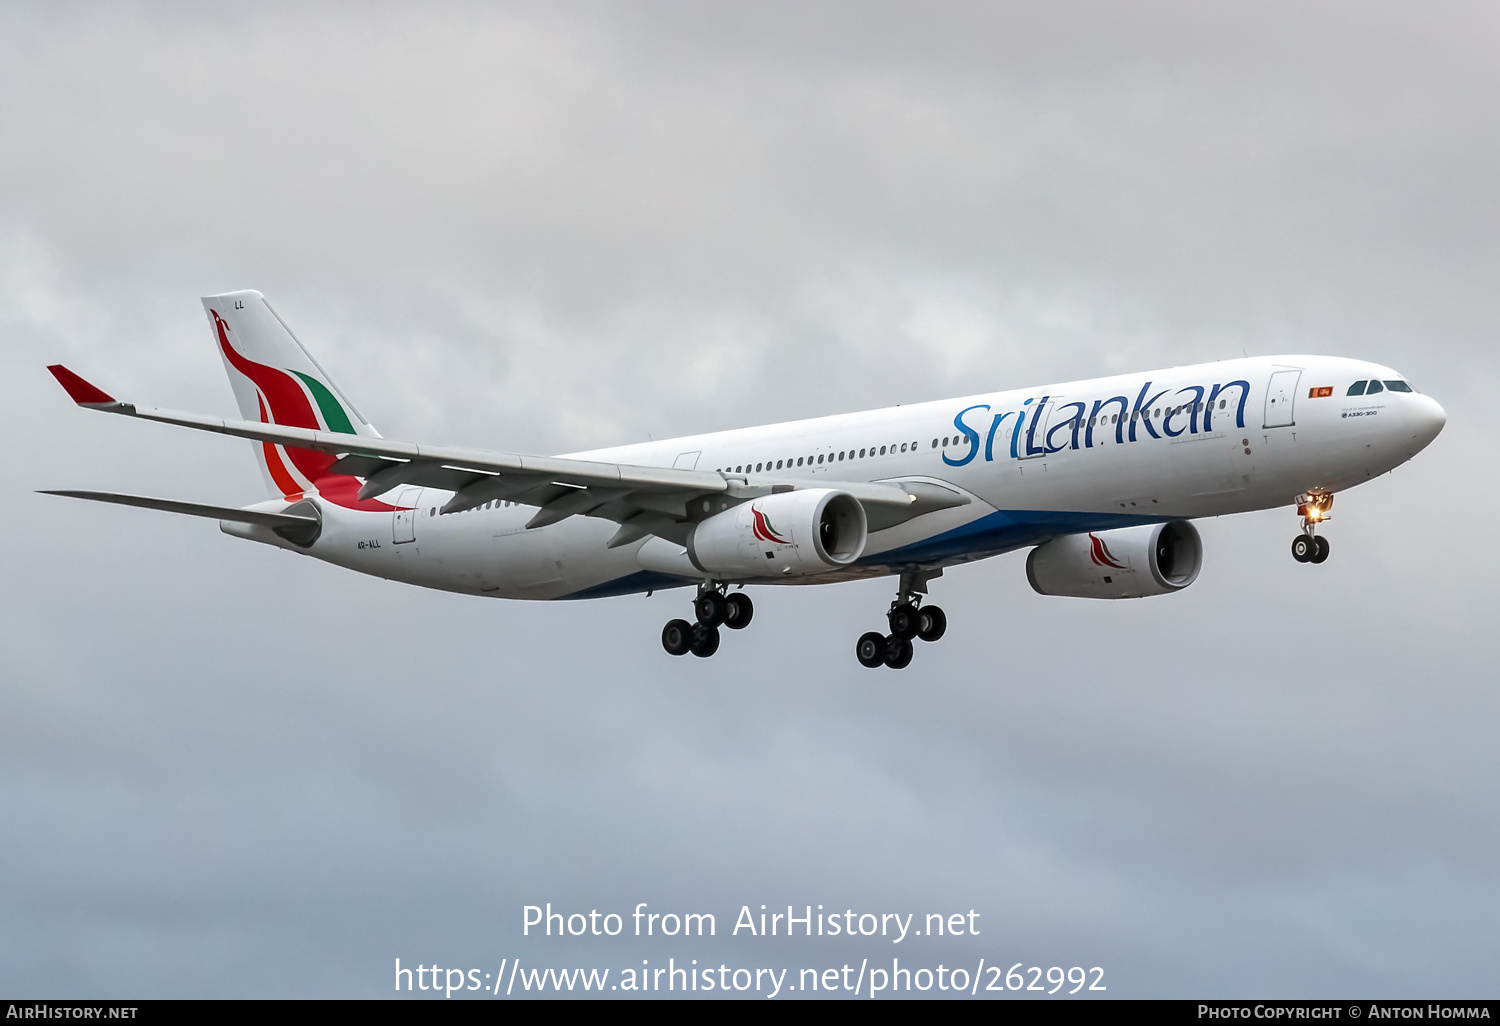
(45, 290, 1445, 669)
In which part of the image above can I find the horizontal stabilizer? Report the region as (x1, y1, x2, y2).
(38, 490, 319, 529)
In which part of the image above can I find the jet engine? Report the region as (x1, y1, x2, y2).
(1026, 521, 1202, 599)
(687, 488, 867, 578)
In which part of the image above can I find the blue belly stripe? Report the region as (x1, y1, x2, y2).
(857, 508, 1168, 568)
(559, 569, 694, 601)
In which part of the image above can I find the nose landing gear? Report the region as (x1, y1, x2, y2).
(663, 584, 753, 658)
(1292, 492, 1333, 564)
(856, 568, 946, 670)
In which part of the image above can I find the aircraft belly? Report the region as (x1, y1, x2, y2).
(491, 517, 659, 600)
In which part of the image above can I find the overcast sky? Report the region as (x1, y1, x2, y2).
(2, 1, 1497, 998)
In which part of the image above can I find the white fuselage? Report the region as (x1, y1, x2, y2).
(231, 355, 1444, 600)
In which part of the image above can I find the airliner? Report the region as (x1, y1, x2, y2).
(44, 290, 1446, 669)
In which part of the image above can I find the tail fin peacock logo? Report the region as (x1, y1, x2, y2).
(211, 309, 398, 512)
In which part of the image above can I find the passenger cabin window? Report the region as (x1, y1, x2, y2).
(1347, 381, 1367, 396)
(1385, 380, 1413, 392)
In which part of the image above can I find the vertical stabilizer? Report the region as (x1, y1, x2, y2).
(202, 290, 382, 504)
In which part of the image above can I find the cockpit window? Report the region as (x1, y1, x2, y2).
(1347, 380, 1367, 396)
(1366, 379, 1384, 394)
(1384, 380, 1413, 393)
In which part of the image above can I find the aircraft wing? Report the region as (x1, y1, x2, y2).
(47, 366, 950, 545)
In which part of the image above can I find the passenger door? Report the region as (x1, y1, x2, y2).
(1263, 370, 1301, 428)
(392, 487, 421, 544)
(1020, 396, 1063, 458)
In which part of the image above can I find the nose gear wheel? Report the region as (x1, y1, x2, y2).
(1291, 491, 1334, 565)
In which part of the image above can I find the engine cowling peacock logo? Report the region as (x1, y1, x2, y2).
(1088, 533, 1128, 570)
(750, 505, 791, 545)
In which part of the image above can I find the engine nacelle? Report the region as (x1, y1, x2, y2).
(1026, 521, 1202, 599)
(687, 488, 867, 579)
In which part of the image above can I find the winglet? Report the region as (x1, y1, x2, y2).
(47, 365, 116, 406)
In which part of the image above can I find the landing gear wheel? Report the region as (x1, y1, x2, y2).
(856, 631, 887, 669)
(694, 591, 728, 628)
(1291, 535, 1314, 563)
(1311, 535, 1330, 564)
(916, 605, 947, 643)
(662, 619, 693, 656)
(888, 603, 919, 640)
(883, 634, 914, 669)
(723, 592, 754, 630)
(689, 622, 721, 658)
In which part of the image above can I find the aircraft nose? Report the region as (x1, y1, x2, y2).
(1409, 393, 1446, 450)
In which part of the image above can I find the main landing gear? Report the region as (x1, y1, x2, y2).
(856, 569, 947, 670)
(662, 584, 753, 658)
(1291, 491, 1333, 564)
